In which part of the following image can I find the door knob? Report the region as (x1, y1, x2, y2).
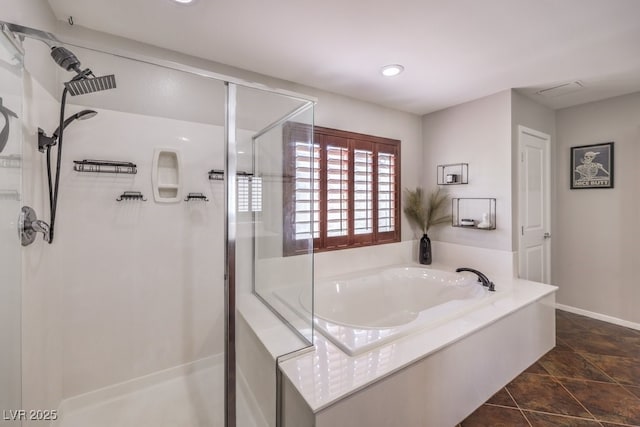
(543, 232, 551, 239)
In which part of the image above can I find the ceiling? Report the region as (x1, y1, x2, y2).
(46, 0, 640, 115)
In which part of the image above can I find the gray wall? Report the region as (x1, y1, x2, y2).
(422, 90, 513, 251)
(555, 92, 640, 324)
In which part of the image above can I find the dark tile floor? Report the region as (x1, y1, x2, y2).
(458, 309, 640, 427)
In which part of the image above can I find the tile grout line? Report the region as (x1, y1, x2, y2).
(519, 408, 607, 425)
(463, 312, 640, 426)
(553, 364, 608, 424)
(510, 372, 600, 425)
(532, 321, 601, 423)
(503, 386, 533, 427)
(571, 350, 640, 401)
(562, 351, 618, 385)
(557, 311, 640, 425)
(556, 314, 640, 403)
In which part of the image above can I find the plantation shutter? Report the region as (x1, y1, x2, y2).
(324, 136, 349, 249)
(283, 124, 400, 255)
(377, 142, 399, 243)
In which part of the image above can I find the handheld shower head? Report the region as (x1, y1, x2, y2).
(38, 110, 98, 152)
(52, 109, 98, 138)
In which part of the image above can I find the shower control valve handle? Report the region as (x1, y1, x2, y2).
(19, 206, 51, 246)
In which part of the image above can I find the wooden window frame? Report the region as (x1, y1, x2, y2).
(283, 123, 401, 256)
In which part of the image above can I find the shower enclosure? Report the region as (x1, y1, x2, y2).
(0, 22, 314, 427)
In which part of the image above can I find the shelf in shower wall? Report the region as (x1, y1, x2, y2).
(152, 148, 182, 203)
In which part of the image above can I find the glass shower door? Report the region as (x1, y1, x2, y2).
(0, 28, 23, 424)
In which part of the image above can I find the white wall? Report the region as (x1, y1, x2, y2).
(422, 90, 513, 252)
(20, 72, 64, 427)
(54, 106, 225, 397)
(555, 92, 640, 324)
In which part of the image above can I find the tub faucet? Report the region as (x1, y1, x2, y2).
(455, 267, 495, 292)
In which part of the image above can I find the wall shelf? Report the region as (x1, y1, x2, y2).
(116, 191, 147, 202)
(73, 159, 137, 174)
(437, 163, 468, 185)
(185, 192, 209, 202)
(452, 198, 496, 230)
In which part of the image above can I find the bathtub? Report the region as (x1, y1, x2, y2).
(277, 265, 503, 356)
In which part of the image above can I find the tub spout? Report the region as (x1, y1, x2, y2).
(455, 267, 495, 292)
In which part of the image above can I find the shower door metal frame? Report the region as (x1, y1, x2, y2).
(224, 82, 237, 427)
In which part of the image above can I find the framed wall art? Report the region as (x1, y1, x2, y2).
(571, 142, 614, 189)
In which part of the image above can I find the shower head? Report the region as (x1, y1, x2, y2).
(50, 46, 82, 74)
(64, 74, 116, 96)
(49, 46, 117, 96)
(52, 110, 98, 139)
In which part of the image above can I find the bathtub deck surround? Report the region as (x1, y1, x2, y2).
(278, 267, 557, 426)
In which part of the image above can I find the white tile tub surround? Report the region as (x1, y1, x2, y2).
(278, 276, 557, 426)
(237, 294, 314, 427)
(430, 240, 516, 278)
(314, 239, 515, 279)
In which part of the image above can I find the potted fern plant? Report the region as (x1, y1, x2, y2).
(403, 187, 452, 265)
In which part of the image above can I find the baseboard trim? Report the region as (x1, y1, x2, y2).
(556, 303, 640, 331)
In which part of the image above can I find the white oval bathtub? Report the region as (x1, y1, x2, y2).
(277, 265, 503, 356)
(301, 267, 485, 328)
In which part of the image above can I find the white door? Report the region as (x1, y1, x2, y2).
(518, 126, 551, 283)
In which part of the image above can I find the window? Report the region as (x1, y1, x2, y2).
(284, 124, 400, 255)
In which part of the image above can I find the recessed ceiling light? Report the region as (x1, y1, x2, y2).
(380, 64, 404, 77)
(171, 0, 196, 4)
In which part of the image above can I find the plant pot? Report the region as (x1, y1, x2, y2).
(419, 233, 432, 265)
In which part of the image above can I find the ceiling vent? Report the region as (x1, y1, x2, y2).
(536, 81, 584, 98)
